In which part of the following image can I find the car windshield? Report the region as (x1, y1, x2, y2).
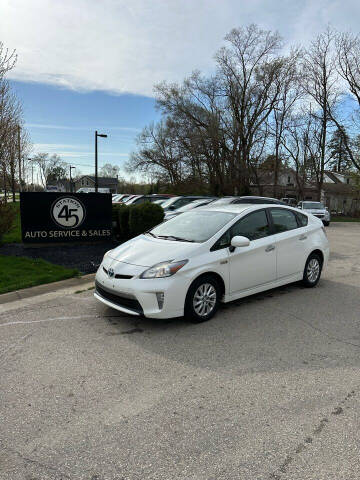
(303, 202, 325, 209)
(150, 210, 236, 243)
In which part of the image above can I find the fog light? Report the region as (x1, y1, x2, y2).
(156, 292, 164, 309)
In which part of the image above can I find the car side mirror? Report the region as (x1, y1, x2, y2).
(230, 235, 250, 250)
(168, 205, 175, 210)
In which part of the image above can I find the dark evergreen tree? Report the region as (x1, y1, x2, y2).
(328, 127, 352, 172)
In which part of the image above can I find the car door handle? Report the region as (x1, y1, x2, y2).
(265, 245, 275, 252)
(299, 234, 307, 240)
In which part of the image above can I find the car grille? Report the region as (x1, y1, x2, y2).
(103, 267, 133, 280)
(95, 282, 143, 314)
(314, 214, 324, 218)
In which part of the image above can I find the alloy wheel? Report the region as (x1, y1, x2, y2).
(307, 258, 320, 283)
(193, 283, 217, 317)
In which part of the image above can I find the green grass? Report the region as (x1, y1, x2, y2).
(1, 203, 21, 244)
(332, 216, 360, 222)
(0, 255, 79, 294)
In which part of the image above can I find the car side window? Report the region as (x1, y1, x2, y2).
(211, 210, 271, 251)
(270, 208, 299, 233)
(231, 210, 271, 240)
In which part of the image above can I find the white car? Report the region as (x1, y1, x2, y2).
(95, 204, 329, 322)
(297, 201, 331, 226)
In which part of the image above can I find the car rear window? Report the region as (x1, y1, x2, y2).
(297, 212, 308, 227)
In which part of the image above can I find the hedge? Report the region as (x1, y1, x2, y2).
(0, 202, 17, 242)
(112, 202, 164, 241)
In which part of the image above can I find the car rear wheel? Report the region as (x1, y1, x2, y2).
(185, 275, 220, 323)
(302, 253, 322, 288)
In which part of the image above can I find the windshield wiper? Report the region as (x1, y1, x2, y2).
(145, 231, 158, 238)
(157, 235, 195, 242)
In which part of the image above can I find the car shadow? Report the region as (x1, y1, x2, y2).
(95, 278, 360, 375)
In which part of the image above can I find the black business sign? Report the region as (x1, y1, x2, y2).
(20, 192, 112, 243)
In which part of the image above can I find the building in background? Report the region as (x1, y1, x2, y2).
(74, 176, 118, 193)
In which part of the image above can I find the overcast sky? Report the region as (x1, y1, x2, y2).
(1, 0, 360, 177)
(2, 0, 360, 97)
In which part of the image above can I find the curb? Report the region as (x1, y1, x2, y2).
(0, 273, 96, 305)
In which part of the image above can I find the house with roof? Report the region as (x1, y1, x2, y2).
(74, 176, 118, 193)
(250, 167, 360, 214)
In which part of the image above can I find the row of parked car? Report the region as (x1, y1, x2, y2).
(111, 193, 331, 225)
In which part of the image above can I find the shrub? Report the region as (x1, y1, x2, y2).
(0, 202, 17, 242)
(129, 202, 164, 237)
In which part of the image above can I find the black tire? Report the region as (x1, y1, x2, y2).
(184, 275, 221, 323)
(323, 221, 330, 226)
(302, 252, 323, 288)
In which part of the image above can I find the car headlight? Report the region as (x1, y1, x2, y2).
(140, 260, 188, 279)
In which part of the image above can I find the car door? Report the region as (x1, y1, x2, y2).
(269, 208, 308, 280)
(226, 209, 277, 295)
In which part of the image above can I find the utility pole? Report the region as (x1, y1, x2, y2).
(18, 124, 22, 192)
(69, 165, 75, 193)
(94, 130, 108, 193)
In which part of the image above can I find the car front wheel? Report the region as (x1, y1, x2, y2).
(302, 253, 323, 287)
(323, 220, 330, 226)
(185, 275, 221, 323)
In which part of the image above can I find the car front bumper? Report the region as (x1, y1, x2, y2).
(94, 261, 188, 319)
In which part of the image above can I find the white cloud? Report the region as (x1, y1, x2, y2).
(32, 143, 129, 159)
(2, 0, 360, 96)
(26, 123, 140, 132)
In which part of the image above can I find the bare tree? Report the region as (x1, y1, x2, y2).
(303, 28, 339, 199)
(215, 24, 286, 192)
(268, 48, 303, 196)
(325, 31, 360, 171)
(33, 153, 67, 187)
(100, 163, 121, 178)
(0, 42, 17, 79)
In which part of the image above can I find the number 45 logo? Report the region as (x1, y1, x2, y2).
(51, 197, 85, 229)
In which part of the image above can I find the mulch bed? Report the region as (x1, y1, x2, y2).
(0, 241, 119, 274)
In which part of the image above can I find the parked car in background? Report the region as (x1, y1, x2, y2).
(297, 201, 331, 226)
(211, 196, 286, 206)
(123, 195, 141, 204)
(77, 187, 110, 193)
(161, 196, 214, 212)
(281, 197, 297, 207)
(112, 194, 133, 203)
(164, 198, 217, 220)
(95, 203, 329, 322)
(125, 194, 175, 206)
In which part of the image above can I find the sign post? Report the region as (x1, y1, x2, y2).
(20, 192, 112, 244)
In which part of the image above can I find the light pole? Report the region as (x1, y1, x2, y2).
(69, 165, 75, 193)
(95, 130, 108, 193)
(28, 158, 34, 191)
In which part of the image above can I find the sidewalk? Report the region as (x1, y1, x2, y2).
(0, 273, 96, 308)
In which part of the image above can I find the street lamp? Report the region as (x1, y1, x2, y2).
(95, 130, 108, 193)
(28, 158, 34, 191)
(69, 165, 76, 193)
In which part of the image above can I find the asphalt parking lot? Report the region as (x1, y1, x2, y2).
(1, 222, 360, 480)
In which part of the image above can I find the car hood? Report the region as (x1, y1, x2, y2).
(303, 208, 327, 214)
(107, 235, 199, 267)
